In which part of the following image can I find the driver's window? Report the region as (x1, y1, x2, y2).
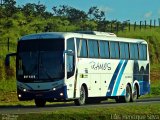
(67, 38, 75, 78)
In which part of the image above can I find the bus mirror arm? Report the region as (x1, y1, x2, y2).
(5, 53, 17, 67)
(64, 50, 75, 56)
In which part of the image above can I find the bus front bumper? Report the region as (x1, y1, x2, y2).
(17, 86, 68, 101)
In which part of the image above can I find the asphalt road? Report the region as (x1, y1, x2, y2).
(0, 97, 160, 114)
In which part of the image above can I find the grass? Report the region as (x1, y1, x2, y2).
(0, 103, 160, 120)
(0, 79, 16, 92)
(140, 80, 160, 99)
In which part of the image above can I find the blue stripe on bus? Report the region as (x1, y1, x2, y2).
(106, 60, 124, 96)
(121, 89, 125, 96)
(112, 60, 128, 96)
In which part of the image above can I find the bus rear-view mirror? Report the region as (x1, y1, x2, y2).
(64, 50, 75, 56)
(5, 53, 17, 67)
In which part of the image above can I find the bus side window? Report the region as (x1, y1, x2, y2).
(124, 43, 129, 59)
(134, 44, 139, 59)
(142, 45, 147, 60)
(76, 39, 88, 57)
(139, 44, 147, 60)
(88, 40, 99, 58)
(130, 43, 138, 60)
(120, 43, 125, 59)
(99, 41, 109, 58)
(130, 43, 135, 59)
(120, 42, 129, 59)
(67, 38, 75, 78)
(110, 42, 119, 59)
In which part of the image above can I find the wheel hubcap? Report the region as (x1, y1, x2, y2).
(133, 86, 137, 99)
(80, 87, 85, 104)
(126, 86, 130, 100)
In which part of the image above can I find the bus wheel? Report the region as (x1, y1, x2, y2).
(35, 99, 46, 107)
(120, 84, 131, 103)
(131, 85, 138, 102)
(123, 84, 132, 102)
(74, 85, 86, 106)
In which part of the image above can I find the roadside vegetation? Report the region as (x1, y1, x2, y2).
(0, 0, 160, 81)
(0, 0, 160, 113)
(0, 103, 160, 120)
(0, 0, 160, 101)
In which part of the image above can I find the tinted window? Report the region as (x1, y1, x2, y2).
(110, 42, 119, 59)
(143, 45, 147, 60)
(130, 44, 135, 59)
(139, 44, 147, 60)
(120, 43, 129, 59)
(76, 39, 88, 57)
(17, 39, 64, 82)
(120, 43, 125, 59)
(88, 40, 99, 58)
(124, 43, 129, 59)
(134, 44, 139, 59)
(130, 43, 139, 59)
(18, 39, 64, 52)
(67, 38, 75, 78)
(99, 41, 109, 58)
(67, 38, 75, 52)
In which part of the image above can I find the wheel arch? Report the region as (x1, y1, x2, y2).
(81, 83, 88, 98)
(133, 80, 140, 97)
(127, 82, 132, 91)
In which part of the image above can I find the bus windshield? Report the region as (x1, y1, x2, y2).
(17, 39, 64, 82)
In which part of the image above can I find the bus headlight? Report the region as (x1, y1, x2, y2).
(23, 88, 27, 92)
(18, 94, 22, 98)
(53, 88, 56, 91)
(60, 93, 63, 96)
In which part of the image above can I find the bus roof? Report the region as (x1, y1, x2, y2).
(20, 32, 147, 44)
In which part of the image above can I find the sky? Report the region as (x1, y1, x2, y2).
(16, 0, 160, 24)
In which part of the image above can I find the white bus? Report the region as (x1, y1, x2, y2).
(6, 31, 150, 107)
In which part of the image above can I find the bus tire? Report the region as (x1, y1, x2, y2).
(35, 99, 46, 107)
(74, 85, 86, 106)
(131, 84, 138, 102)
(120, 84, 131, 103)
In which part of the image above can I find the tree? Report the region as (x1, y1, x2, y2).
(0, 5, 5, 18)
(22, 3, 36, 17)
(52, 5, 87, 22)
(88, 6, 97, 19)
(52, 6, 58, 16)
(44, 22, 57, 32)
(3, 19, 13, 28)
(97, 20, 109, 31)
(88, 6, 105, 21)
(52, 5, 69, 17)
(3, 0, 17, 17)
(67, 7, 88, 22)
(42, 11, 53, 19)
(35, 1, 46, 17)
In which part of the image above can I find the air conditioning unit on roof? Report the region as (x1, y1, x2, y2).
(74, 31, 117, 37)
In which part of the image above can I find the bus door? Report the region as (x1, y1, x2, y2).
(65, 38, 76, 98)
